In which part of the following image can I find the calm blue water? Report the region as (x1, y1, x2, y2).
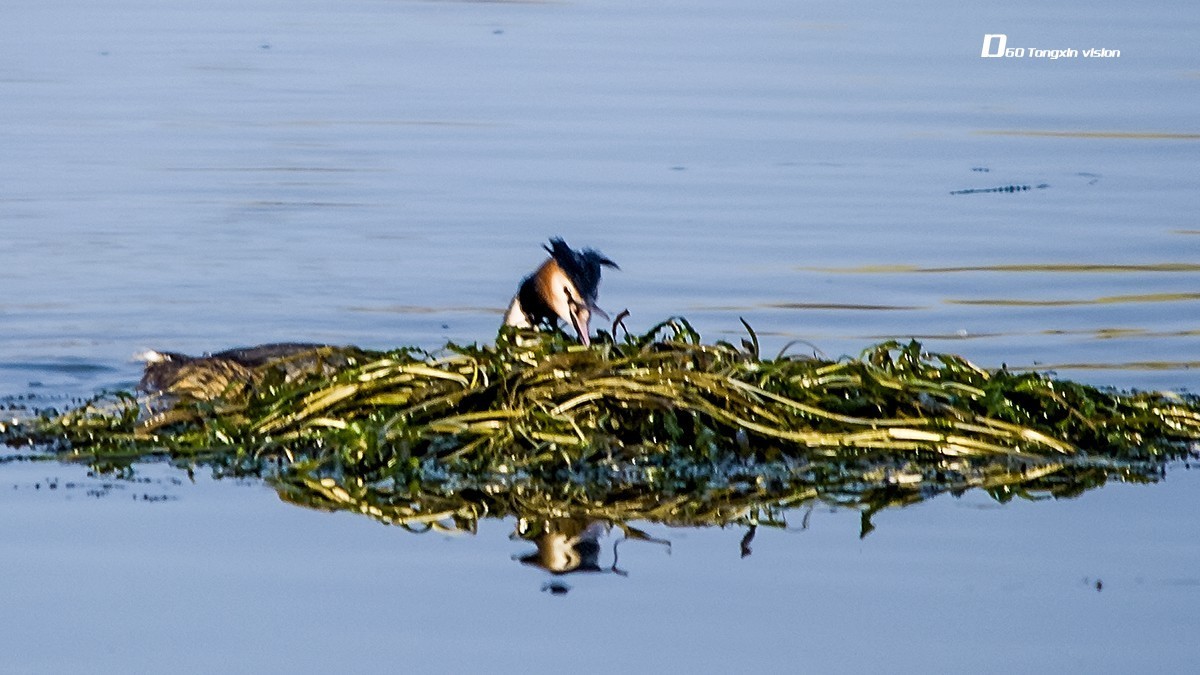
(2, 0, 1198, 671)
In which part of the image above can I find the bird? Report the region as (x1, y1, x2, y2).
(502, 238, 619, 346)
(138, 239, 619, 399)
(137, 343, 358, 401)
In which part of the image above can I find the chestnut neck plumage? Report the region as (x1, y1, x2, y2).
(503, 238, 619, 346)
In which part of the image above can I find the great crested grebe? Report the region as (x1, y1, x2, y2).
(502, 237, 619, 345)
(139, 238, 618, 398)
(137, 342, 351, 400)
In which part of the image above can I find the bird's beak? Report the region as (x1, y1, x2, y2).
(567, 296, 592, 346)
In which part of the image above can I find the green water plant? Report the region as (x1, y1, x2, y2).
(5, 319, 1198, 531)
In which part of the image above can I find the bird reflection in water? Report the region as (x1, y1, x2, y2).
(512, 517, 671, 594)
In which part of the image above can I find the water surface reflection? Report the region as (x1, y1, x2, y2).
(257, 446, 1191, 588)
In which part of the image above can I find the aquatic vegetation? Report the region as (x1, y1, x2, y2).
(4, 319, 1198, 533)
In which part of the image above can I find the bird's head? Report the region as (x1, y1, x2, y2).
(504, 238, 619, 345)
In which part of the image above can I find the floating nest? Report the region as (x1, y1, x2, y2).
(5, 319, 1199, 532)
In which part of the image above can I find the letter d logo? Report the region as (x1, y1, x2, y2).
(981, 34, 1006, 57)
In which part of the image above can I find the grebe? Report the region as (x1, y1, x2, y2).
(502, 238, 619, 345)
(137, 342, 350, 399)
(139, 238, 619, 398)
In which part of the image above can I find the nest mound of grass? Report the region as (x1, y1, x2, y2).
(6, 319, 1198, 529)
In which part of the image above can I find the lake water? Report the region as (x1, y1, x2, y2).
(2, 0, 1198, 672)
